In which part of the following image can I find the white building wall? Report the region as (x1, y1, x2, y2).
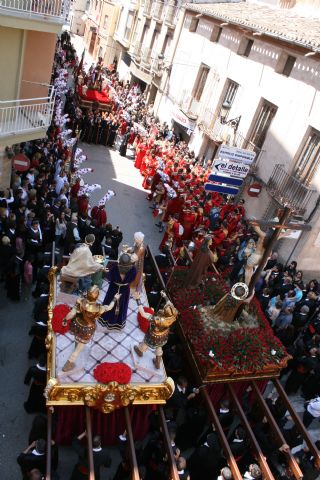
(157, 10, 320, 273)
(70, 0, 88, 35)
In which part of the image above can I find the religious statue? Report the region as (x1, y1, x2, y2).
(98, 252, 136, 331)
(183, 236, 217, 289)
(203, 282, 254, 325)
(133, 291, 178, 369)
(61, 285, 120, 372)
(129, 232, 145, 292)
(244, 224, 266, 286)
(60, 234, 105, 292)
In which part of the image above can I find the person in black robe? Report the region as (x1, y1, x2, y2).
(28, 321, 47, 359)
(28, 415, 47, 444)
(107, 120, 119, 147)
(100, 115, 109, 146)
(119, 129, 130, 157)
(0, 236, 15, 281)
(24, 357, 47, 413)
(6, 253, 23, 300)
(111, 226, 123, 257)
(17, 439, 46, 479)
(70, 431, 112, 480)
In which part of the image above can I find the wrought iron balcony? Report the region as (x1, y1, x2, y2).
(0, 84, 55, 139)
(179, 90, 200, 119)
(165, 3, 178, 27)
(152, 1, 164, 22)
(267, 164, 315, 214)
(0, 0, 70, 23)
(200, 110, 258, 153)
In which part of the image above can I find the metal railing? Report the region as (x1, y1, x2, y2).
(0, 0, 70, 23)
(143, 0, 152, 16)
(200, 112, 259, 154)
(152, 1, 164, 21)
(165, 2, 178, 26)
(267, 164, 315, 214)
(179, 90, 200, 118)
(0, 85, 55, 138)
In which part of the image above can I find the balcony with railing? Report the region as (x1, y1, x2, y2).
(0, 0, 70, 25)
(179, 90, 201, 120)
(152, 1, 164, 22)
(200, 108, 259, 153)
(0, 83, 55, 141)
(143, 0, 152, 17)
(165, 3, 178, 27)
(267, 164, 315, 215)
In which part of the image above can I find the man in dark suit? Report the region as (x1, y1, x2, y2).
(188, 433, 220, 480)
(168, 376, 200, 426)
(70, 431, 111, 480)
(17, 439, 46, 479)
(229, 426, 247, 459)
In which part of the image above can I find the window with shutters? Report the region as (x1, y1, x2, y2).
(193, 64, 210, 101)
(220, 80, 239, 120)
(248, 100, 277, 151)
(294, 128, 320, 185)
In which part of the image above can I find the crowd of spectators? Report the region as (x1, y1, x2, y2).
(0, 30, 318, 479)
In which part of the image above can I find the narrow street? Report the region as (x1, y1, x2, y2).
(0, 142, 162, 479)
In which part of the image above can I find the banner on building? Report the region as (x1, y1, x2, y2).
(171, 105, 196, 131)
(217, 145, 256, 165)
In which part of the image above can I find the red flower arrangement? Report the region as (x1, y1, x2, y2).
(93, 362, 132, 384)
(168, 268, 288, 374)
(137, 307, 154, 333)
(52, 304, 71, 334)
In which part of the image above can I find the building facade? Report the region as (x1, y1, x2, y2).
(70, 0, 89, 36)
(113, 0, 184, 104)
(83, 0, 121, 66)
(153, 2, 320, 273)
(0, 0, 70, 189)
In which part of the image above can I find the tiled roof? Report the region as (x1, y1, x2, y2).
(185, 2, 320, 51)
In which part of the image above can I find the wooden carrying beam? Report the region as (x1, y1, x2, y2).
(272, 378, 320, 468)
(85, 407, 95, 480)
(158, 406, 180, 480)
(227, 384, 275, 480)
(124, 407, 141, 480)
(201, 388, 243, 480)
(251, 382, 303, 480)
(46, 407, 53, 480)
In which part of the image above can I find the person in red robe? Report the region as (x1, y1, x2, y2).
(77, 194, 89, 217)
(134, 142, 147, 169)
(180, 206, 198, 241)
(120, 119, 127, 136)
(91, 205, 107, 228)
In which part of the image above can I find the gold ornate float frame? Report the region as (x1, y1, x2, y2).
(45, 267, 174, 413)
